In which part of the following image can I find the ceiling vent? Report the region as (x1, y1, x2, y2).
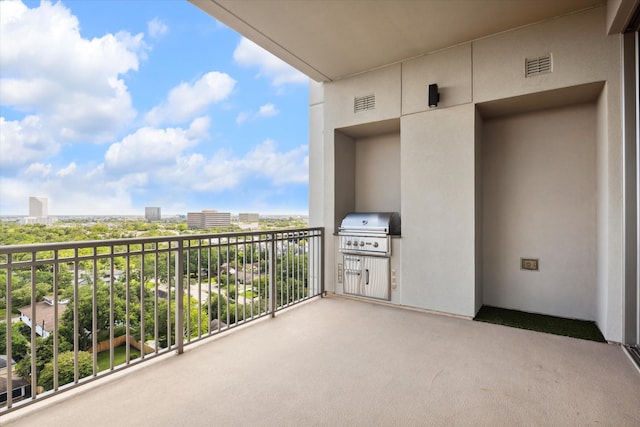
(525, 54, 552, 77)
(354, 94, 375, 113)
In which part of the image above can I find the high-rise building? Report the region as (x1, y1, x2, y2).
(29, 196, 48, 217)
(22, 196, 55, 225)
(145, 207, 161, 221)
(186, 210, 231, 228)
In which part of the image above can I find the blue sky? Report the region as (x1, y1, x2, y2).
(0, 0, 310, 216)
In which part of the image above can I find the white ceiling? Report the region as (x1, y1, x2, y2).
(190, 0, 623, 82)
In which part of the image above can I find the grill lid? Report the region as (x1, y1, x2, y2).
(339, 212, 401, 235)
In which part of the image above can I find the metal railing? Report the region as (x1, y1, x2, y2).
(0, 228, 324, 413)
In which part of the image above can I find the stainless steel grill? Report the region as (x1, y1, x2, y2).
(337, 212, 400, 301)
(338, 212, 400, 256)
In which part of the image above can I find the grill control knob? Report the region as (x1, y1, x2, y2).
(346, 241, 352, 246)
(373, 242, 379, 248)
(359, 241, 365, 247)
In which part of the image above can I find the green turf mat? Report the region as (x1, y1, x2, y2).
(474, 305, 606, 342)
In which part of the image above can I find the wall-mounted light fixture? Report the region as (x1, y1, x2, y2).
(428, 83, 439, 108)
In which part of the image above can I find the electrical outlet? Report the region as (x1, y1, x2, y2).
(337, 263, 343, 283)
(521, 258, 539, 271)
(391, 269, 397, 289)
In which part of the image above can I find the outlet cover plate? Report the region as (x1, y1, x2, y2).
(521, 258, 539, 271)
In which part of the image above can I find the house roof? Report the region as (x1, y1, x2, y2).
(18, 300, 68, 333)
(190, 0, 637, 82)
(0, 377, 30, 394)
(0, 355, 16, 369)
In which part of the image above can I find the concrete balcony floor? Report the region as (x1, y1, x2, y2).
(3, 296, 640, 426)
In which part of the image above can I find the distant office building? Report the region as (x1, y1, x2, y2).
(186, 212, 203, 228)
(29, 196, 48, 217)
(145, 207, 161, 221)
(239, 213, 259, 222)
(187, 210, 231, 228)
(21, 196, 55, 225)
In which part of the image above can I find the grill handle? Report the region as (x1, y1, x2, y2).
(365, 269, 369, 285)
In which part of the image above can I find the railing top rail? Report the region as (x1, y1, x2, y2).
(0, 227, 324, 254)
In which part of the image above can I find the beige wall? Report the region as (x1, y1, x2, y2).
(401, 104, 477, 316)
(474, 108, 484, 313)
(311, 5, 624, 339)
(482, 103, 597, 320)
(355, 133, 401, 212)
(473, 8, 619, 103)
(324, 64, 401, 129)
(402, 43, 472, 115)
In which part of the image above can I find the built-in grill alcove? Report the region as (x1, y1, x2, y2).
(334, 118, 401, 229)
(333, 118, 401, 302)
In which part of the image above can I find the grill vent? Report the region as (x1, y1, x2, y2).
(354, 94, 375, 112)
(525, 54, 552, 77)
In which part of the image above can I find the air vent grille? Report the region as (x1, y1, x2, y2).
(525, 54, 552, 77)
(354, 94, 375, 113)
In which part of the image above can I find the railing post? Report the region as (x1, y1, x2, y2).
(270, 233, 276, 318)
(30, 253, 38, 399)
(73, 250, 79, 385)
(6, 257, 13, 409)
(321, 228, 325, 297)
(175, 239, 184, 354)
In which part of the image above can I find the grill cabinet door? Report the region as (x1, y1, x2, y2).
(343, 255, 362, 296)
(361, 256, 390, 300)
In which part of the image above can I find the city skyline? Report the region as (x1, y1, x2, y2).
(3, 196, 302, 219)
(0, 1, 310, 216)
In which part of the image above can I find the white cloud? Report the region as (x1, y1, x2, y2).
(0, 116, 60, 169)
(233, 37, 307, 86)
(0, 3, 309, 217)
(24, 162, 52, 177)
(236, 103, 279, 124)
(104, 117, 210, 172)
(167, 139, 308, 192)
(148, 17, 168, 39)
(56, 162, 77, 177)
(241, 140, 307, 185)
(0, 1, 144, 143)
(235, 112, 250, 125)
(0, 164, 146, 216)
(0, 137, 308, 216)
(257, 103, 279, 118)
(145, 71, 236, 125)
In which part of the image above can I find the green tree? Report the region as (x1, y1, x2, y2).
(59, 283, 126, 351)
(14, 334, 72, 384)
(0, 322, 30, 362)
(155, 296, 208, 348)
(39, 351, 92, 390)
(204, 292, 229, 322)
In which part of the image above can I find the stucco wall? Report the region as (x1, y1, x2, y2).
(402, 43, 472, 114)
(473, 8, 618, 103)
(401, 104, 477, 316)
(482, 103, 597, 320)
(324, 64, 401, 129)
(355, 133, 401, 212)
(312, 5, 623, 339)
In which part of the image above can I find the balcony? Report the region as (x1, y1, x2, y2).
(2, 229, 640, 425)
(1, 228, 323, 412)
